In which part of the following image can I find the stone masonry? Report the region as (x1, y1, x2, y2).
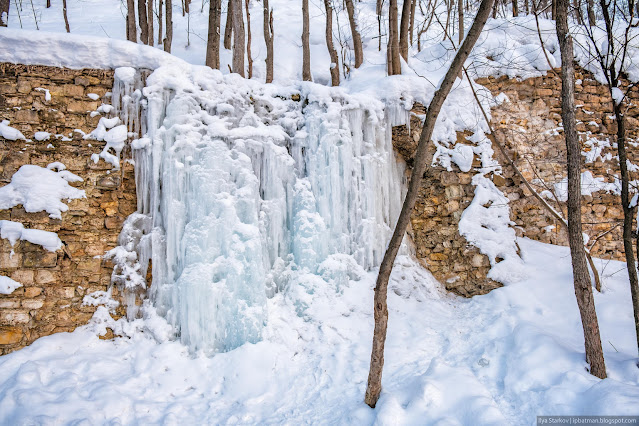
(0, 64, 136, 354)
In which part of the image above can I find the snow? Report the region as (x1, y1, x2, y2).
(34, 87, 51, 101)
(33, 131, 50, 141)
(0, 220, 62, 252)
(545, 171, 620, 202)
(0, 163, 85, 219)
(0, 275, 22, 295)
(0, 239, 637, 424)
(0, 120, 26, 141)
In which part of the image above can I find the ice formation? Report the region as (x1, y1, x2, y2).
(113, 66, 405, 354)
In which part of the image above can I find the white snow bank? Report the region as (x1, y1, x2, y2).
(0, 220, 62, 252)
(0, 163, 85, 219)
(0, 275, 22, 294)
(0, 120, 26, 141)
(0, 28, 187, 70)
(0, 240, 637, 424)
(87, 116, 128, 169)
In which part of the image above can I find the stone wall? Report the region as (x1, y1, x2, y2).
(478, 68, 639, 261)
(398, 67, 639, 297)
(0, 64, 136, 354)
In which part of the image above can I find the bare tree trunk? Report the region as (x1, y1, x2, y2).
(364, 0, 494, 408)
(345, 0, 364, 68)
(587, 0, 595, 25)
(513, 0, 519, 15)
(556, 0, 607, 379)
(127, 0, 137, 42)
(206, 0, 221, 69)
(458, 0, 464, 43)
(377, 0, 383, 51)
(62, 0, 70, 32)
(324, 0, 340, 85)
(492, 0, 498, 17)
(388, 0, 401, 74)
(302, 0, 312, 80)
(264, 0, 274, 82)
(158, 0, 163, 45)
(164, 0, 173, 52)
(46, 0, 50, 7)
(399, 0, 412, 61)
(0, 0, 8, 26)
(148, 0, 155, 46)
(231, 0, 245, 76)
(185, 0, 190, 13)
(409, 0, 417, 45)
(245, 0, 252, 78)
(614, 100, 639, 357)
(224, 0, 233, 49)
(139, 0, 149, 44)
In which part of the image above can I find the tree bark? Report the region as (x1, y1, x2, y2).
(364, 0, 495, 408)
(458, 0, 464, 44)
(399, 0, 412, 61)
(409, 0, 417, 45)
(231, 0, 245, 76)
(127, 0, 137, 41)
(614, 100, 639, 357)
(148, 0, 155, 46)
(345, 0, 364, 68)
(556, 0, 607, 379)
(206, 0, 221, 69)
(264, 0, 274, 82)
(324, 0, 340, 86)
(224, 0, 233, 49)
(139, 0, 149, 44)
(0, 0, 9, 27)
(164, 0, 173, 52)
(245, 0, 252, 78)
(513, 0, 519, 16)
(302, 0, 312, 80)
(158, 0, 163, 45)
(388, 0, 401, 74)
(587, 0, 596, 25)
(63, 0, 71, 32)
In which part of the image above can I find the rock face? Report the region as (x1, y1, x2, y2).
(0, 64, 137, 354)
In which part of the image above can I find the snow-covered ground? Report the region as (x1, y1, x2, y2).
(0, 239, 637, 424)
(1, 0, 639, 423)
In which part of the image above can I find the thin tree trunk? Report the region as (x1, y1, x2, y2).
(556, 0, 607, 379)
(264, 0, 274, 82)
(587, 0, 595, 25)
(206, 0, 221, 69)
(231, 0, 245, 76)
(399, 0, 412, 61)
(158, 0, 163, 45)
(148, 0, 154, 46)
(458, 0, 464, 43)
(127, 0, 137, 42)
(245, 0, 252, 78)
(46, 0, 50, 7)
(224, 0, 233, 49)
(302, 0, 312, 80)
(492, 0, 498, 17)
(345, 0, 364, 68)
(388, 0, 401, 74)
(324, 0, 340, 85)
(139, 0, 149, 44)
(614, 100, 639, 357)
(185, 0, 190, 13)
(513, 0, 519, 15)
(62, 0, 70, 32)
(409, 0, 417, 45)
(364, 0, 494, 407)
(164, 0, 173, 52)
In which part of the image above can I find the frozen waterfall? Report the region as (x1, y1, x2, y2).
(113, 65, 406, 354)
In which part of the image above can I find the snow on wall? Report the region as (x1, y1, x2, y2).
(114, 65, 405, 354)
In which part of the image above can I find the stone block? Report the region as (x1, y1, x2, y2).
(0, 252, 22, 269)
(0, 310, 30, 325)
(24, 287, 43, 298)
(22, 299, 44, 310)
(10, 269, 34, 285)
(0, 326, 24, 345)
(35, 270, 57, 285)
(0, 299, 20, 309)
(23, 251, 58, 268)
(14, 109, 39, 124)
